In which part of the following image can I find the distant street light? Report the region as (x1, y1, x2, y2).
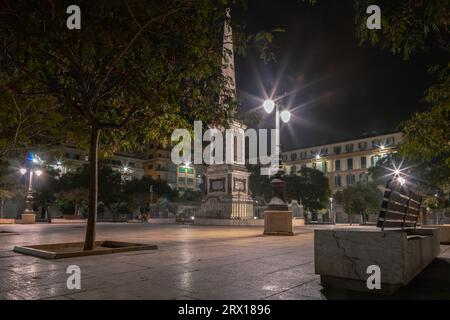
(19, 167, 43, 217)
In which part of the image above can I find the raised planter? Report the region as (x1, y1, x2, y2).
(0, 218, 15, 224)
(63, 214, 85, 220)
(315, 228, 440, 295)
(51, 218, 86, 224)
(14, 240, 157, 259)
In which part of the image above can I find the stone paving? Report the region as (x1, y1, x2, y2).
(0, 223, 449, 300)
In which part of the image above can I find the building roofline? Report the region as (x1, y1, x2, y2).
(283, 130, 402, 153)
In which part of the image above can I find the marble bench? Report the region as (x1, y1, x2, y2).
(423, 224, 450, 244)
(314, 228, 440, 295)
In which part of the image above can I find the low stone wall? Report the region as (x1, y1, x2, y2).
(315, 227, 440, 295)
(194, 218, 305, 227)
(147, 218, 177, 224)
(51, 218, 87, 224)
(0, 219, 15, 224)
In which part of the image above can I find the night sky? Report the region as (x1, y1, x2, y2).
(234, 0, 437, 151)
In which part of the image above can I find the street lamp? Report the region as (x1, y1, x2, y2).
(329, 197, 335, 224)
(20, 167, 42, 221)
(182, 162, 191, 193)
(263, 99, 291, 175)
(263, 99, 291, 212)
(397, 176, 406, 186)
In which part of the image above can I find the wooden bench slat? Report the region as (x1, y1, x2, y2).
(377, 180, 422, 231)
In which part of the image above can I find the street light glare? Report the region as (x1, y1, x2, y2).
(263, 99, 275, 114)
(397, 177, 406, 186)
(394, 169, 401, 176)
(280, 110, 291, 123)
(20, 168, 27, 175)
(35, 170, 43, 177)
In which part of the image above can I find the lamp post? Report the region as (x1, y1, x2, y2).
(183, 162, 191, 194)
(263, 99, 291, 210)
(329, 197, 334, 224)
(263, 99, 293, 236)
(19, 167, 42, 224)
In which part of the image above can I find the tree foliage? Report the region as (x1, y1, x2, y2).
(353, 0, 450, 166)
(284, 167, 330, 212)
(0, 0, 275, 249)
(335, 182, 383, 224)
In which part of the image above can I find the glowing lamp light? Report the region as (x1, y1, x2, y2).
(280, 110, 291, 123)
(35, 170, 43, 177)
(380, 145, 386, 151)
(394, 169, 401, 176)
(122, 166, 129, 173)
(315, 154, 321, 160)
(397, 177, 406, 186)
(263, 99, 275, 114)
(19, 168, 27, 175)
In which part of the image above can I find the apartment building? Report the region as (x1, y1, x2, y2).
(53, 145, 146, 180)
(143, 142, 202, 193)
(281, 132, 402, 194)
(143, 143, 171, 181)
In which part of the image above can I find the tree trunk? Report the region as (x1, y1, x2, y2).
(84, 124, 101, 251)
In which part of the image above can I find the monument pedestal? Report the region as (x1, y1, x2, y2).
(264, 211, 293, 236)
(20, 213, 36, 224)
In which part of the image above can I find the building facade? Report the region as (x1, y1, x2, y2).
(29, 145, 146, 181)
(281, 132, 403, 194)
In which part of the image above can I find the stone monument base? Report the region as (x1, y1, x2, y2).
(264, 211, 293, 236)
(20, 213, 36, 224)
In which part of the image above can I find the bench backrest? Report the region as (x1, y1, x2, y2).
(377, 179, 422, 231)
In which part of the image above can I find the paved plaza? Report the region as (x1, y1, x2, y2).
(0, 223, 449, 300)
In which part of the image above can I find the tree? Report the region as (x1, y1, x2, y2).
(305, 0, 450, 166)
(0, 1, 275, 249)
(0, 160, 21, 218)
(353, 0, 450, 166)
(370, 153, 450, 219)
(284, 167, 330, 213)
(59, 163, 123, 215)
(248, 164, 272, 203)
(0, 89, 65, 160)
(0, 189, 13, 218)
(57, 189, 89, 216)
(123, 176, 176, 214)
(337, 183, 382, 225)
